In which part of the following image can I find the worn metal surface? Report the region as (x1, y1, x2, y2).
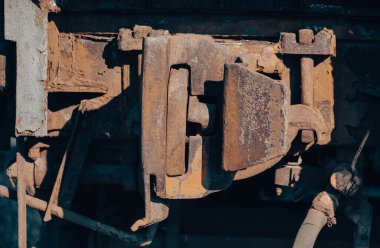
(223, 64, 289, 171)
(118, 28, 143, 51)
(287, 104, 330, 145)
(299, 29, 314, 104)
(139, 29, 335, 203)
(274, 30, 335, 146)
(275, 165, 303, 188)
(168, 35, 236, 95)
(299, 29, 316, 144)
(141, 34, 232, 199)
(43, 111, 80, 222)
(0, 1, 350, 243)
(166, 68, 189, 176)
(187, 96, 212, 131)
(118, 25, 169, 52)
(16, 139, 27, 248)
(5, 0, 48, 136)
(2, 1, 380, 248)
(7, 160, 36, 196)
(280, 28, 336, 56)
(28, 143, 48, 189)
(131, 174, 169, 231)
(140, 36, 170, 189)
(164, 135, 218, 199)
(47, 23, 119, 94)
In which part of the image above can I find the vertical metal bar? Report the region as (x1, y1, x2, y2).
(5, 0, 48, 136)
(43, 111, 80, 222)
(301, 56, 314, 107)
(166, 68, 189, 176)
(299, 29, 314, 108)
(16, 137, 27, 248)
(299, 29, 315, 143)
(137, 53, 143, 78)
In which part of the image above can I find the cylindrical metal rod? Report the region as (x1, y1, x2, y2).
(0, 185, 156, 247)
(16, 137, 27, 248)
(299, 29, 315, 143)
(299, 29, 314, 108)
(301, 57, 314, 107)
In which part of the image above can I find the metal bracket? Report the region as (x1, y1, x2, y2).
(279, 28, 336, 56)
(138, 28, 336, 228)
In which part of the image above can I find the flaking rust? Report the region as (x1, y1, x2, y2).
(222, 64, 289, 171)
(129, 29, 336, 233)
(5, 0, 49, 136)
(0, 13, 338, 244)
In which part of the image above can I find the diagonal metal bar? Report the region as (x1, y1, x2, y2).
(0, 185, 157, 247)
(351, 130, 371, 173)
(43, 111, 81, 222)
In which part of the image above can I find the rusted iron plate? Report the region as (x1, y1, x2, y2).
(223, 64, 289, 171)
(233, 156, 284, 180)
(141, 35, 235, 194)
(133, 25, 153, 39)
(48, 28, 119, 94)
(140, 36, 171, 214)
(287, 104, 330, 145)
(141, 37, 170, 177)
(166, 68, 189, 176)
(313, 57, 334, 136)
(118, 28, 142, 51)
(168, 35, 236, 95)
(5, 0, 48, 136)
(118, 26, 170, 52)
(279, 28, 336, 56)
(277, 28, 334, 146)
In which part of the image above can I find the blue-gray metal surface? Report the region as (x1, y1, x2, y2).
(4, 0, 47, 136)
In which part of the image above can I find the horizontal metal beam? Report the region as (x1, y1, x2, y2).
(53, 13, 380, 42)
(56, 0, 380, 19)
